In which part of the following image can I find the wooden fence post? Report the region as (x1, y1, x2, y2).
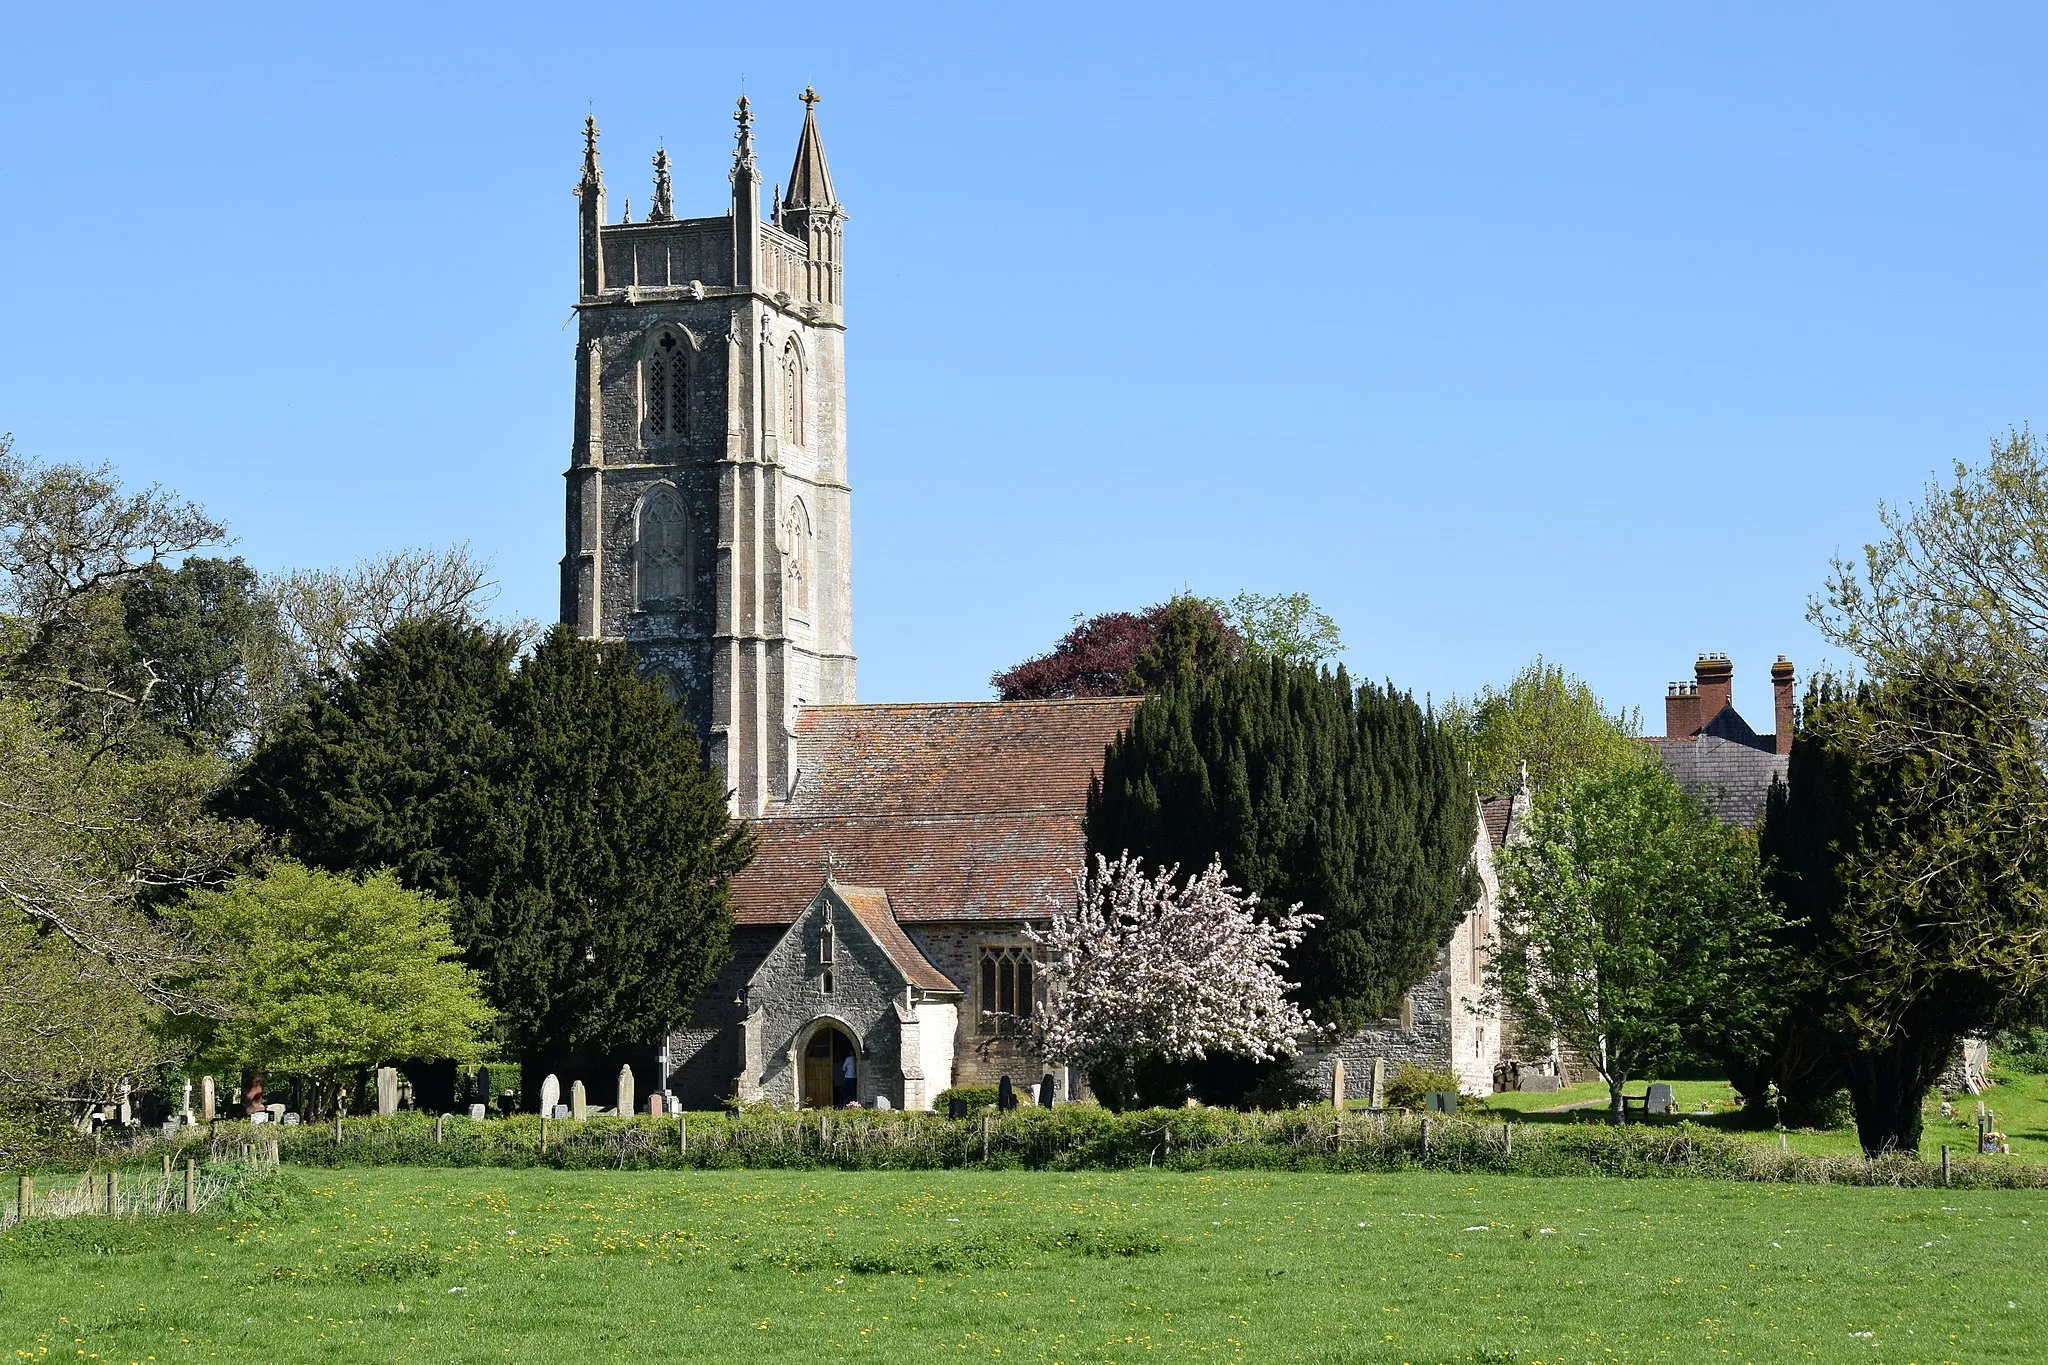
(162, 1152, 171, 1179)
(1941, 1145, 1952, 1186)
(105, 1171, 117, 1217)
(184, 1159, 196, 1214)
(982, 1116, 992, 1163)
(540, 1117, 549, 1153)
(678, 1112, 687, 1158)
(435, 1113, 446, 1145)
(1503, 1118, 1512, 1158)
(17, 1174, 30, 1222)
(267, 1140, 279, 1169)
(1421, 1118, 1432, 1158)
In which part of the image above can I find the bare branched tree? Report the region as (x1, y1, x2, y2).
(259, 543, 501, 685)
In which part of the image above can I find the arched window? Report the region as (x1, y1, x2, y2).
(781, 340, 805, 446)
(978, 946, 1035, 1036)
(782, 497, 813, 616)
(644, 330, 689, 444)
(636, 486, 690, 605)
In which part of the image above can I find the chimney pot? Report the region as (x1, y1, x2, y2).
(1772, 655, 1796, 754)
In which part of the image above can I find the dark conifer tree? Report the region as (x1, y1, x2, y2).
(1086, 657, 1478, 1037)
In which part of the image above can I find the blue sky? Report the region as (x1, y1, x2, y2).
(4, 4, 2044, 730)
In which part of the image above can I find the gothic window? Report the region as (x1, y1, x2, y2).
(782, 497, 813, 617)
(636, 485, 690, 606)
(781, 340, 805, 446)
(819, 921, 836, 995)
(977, 946, 1035, 1035)
(643, 330, 688, 445)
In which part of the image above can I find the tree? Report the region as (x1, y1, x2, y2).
(1442, 657, 1644, 806)
(1087, 657, 1478, 1034)
(220, 616, 517, 903)
(169, 861, 496, 1118)
(1492, 761, 1780, 1123)
(1038, 854, 1318, 1110)
(1760, 674, 2048, 1154)
(461, 627, 755, 1055)
(991, 594, 1240, 699)
(119, 556, 272, 753)
(1215, 591, 1343, 669)
(260, 544, 500, 685)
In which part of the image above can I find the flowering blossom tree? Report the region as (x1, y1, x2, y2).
(1037, 853, 1319, 1101)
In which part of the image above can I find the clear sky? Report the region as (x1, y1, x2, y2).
(4, 4, 2044, 730)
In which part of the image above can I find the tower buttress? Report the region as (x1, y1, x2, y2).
(576, 116, 606, 297)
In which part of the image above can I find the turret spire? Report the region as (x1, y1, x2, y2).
(580, 114, 602, 186)
(732, 94, 758, 180)
(575, 114, 608, 297)
(649, 145, 674, 222)
(783, 86, 838, 211)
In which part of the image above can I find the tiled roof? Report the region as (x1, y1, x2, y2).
(1650, 735, 1787, 827)
(1696, 703, 1773, 752)
(1479, 796, 1515, 850)
(774, 698, 1142, 818)
(832, 883, 959, 993)
(736, 698, 1141, 926)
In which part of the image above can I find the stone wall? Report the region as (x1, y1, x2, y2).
(663, 927, 776, 1109)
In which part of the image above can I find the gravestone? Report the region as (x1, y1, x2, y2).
(375, 1066, 399, 1117)
(875, 1096, 891, 1111)
(469, 1104, 487, 1122)
(551, 1104, 571, 1119)
(181, 1078, 194, 1124)
(118, 1078, 133, 1125)
(1038, 1074, 1056, 1108)
(200, 1074, 216, 1122)
(571, 1079, 588, 1121)
(616, 1065, 635, 1121)
(948, 1096, 969, 1120)
(648, 1093, 664, 1119)
(282, 1112, 301, 1126)
(1645, 1083, 1677, 1116)
(1330, 1057, 1346, 1110)
(997, 1075, 1016, 1112)
(266, 1102, 285, 1122)
(1368, 1058, 1386, 1110)
(474, 1066, 491, 1105)
(250, 1111, 269, 1125)
(1424, 1090, 1458, 1115)
(1517, 1073, 1563, 1093)
(538, 1073, 561, 1117)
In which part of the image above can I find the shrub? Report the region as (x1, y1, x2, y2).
(1384, 1064, 1461, 1111)
(934, 1086, 999, 1113)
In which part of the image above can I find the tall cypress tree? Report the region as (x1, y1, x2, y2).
(1087, 658, 1478, 1035)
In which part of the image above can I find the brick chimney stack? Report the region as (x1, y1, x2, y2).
(1664, 681, 1701, 739)
(1771, 655, 1796, 755)
(1694, 653, 1733, 726)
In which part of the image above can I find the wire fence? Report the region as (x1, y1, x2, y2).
(2, 1143, 278, 1230)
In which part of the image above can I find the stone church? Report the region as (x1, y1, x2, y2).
(561, 95, 1502, 1111)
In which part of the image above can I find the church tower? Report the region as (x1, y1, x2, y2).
(561, 92, 854, 815)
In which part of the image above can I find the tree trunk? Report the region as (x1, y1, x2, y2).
(1839, 1035, 1948, 1157)
(1608, 1077, 1626, 1126)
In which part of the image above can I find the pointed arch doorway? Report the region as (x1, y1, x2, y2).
(800, 1023, 857, 1109)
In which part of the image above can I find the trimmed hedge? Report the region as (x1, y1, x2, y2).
(86, 1108, 2048, 1189)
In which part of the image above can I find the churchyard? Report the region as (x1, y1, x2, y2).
(3, 1166, 2044, 1362)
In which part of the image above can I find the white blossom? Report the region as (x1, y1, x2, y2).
(1036, 852, 1319, 1077)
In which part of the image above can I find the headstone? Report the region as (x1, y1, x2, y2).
(118, 1078, 133, 1125)
(266, 1102, 286, 1122)
(1368, 1058, 1386, 1110)
(181, 1078, 194, 1123)
(160, 1120, 178, 1137)
(647, 1093, 664, 1119)
(551, 1104, 571, 1119)
(249, 1111, 269, 1125)
(200, 1074, 216, 1122)
(1330, 1057, 1346, 1110)
(997, 1075, 1016, 1112)
(874, 1096, 891, 1111)
(1517, 1073, 1563, 1094)
(475, 1065, 491, 1105)
(1424, 1090, 1458, 1115)
(616, 1065, 635, 1121)
(1645, 1083, 1676, 1116)
(469, 1103, 487, 1122)
(282, 1112, 301, 1126)
(571, 1079, 588, 1121)
(949, 1096, 969, 1120)
(538, 1073, 561, 1117)
(375, 1066, 399, 1117)
(1038, 1074, 1056, 1108)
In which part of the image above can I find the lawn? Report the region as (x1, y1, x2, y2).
(3, 1166, 2043, 1362)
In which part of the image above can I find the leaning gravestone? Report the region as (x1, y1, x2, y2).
(1645, 1083, 1677, 1116)
(571, 1079, 589, 1121)
(539, 1073, 561, 1117)
(1331, 1057, 1346, 1110)
(375, 1066, 399, 1117)
(1368, 1058, 1386, 1110)
(616, 1065, 635, 1121)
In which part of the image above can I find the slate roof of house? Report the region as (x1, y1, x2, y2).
(1649, 732, 1788, 827)
(732, 698, 1143, 926)
(830, 883, 959, 993)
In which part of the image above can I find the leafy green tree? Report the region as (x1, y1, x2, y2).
(119, 556, 272, 753)
(1443, 657, 1645, 806)
(1493, 762, 1781, 1124)
(1761, 674, 2048, 1155)
(1215, 591, 1343, 668)
(1087, 657, 1478, 1035)
(1127, 594, 1240, 693)
(462, 627, 754, 1055)
(220, 616, 516, 902)
(170, 861, 496, 1118)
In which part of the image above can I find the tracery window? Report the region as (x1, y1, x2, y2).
(781, 340, 805, 446)
(782, 497, 812, 616)
(978, 946, 1035, 1035)
(636, 486, 690, 605)
(644, 330, 688, 443)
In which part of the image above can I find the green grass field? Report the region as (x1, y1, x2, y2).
(4, 1166, 2044, 1363)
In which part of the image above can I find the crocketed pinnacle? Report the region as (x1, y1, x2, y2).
(783, 86, 837, 210)
(581, 114, 602, 185)
(732, 94, 757, 176)
(649, 146, 674, 221)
